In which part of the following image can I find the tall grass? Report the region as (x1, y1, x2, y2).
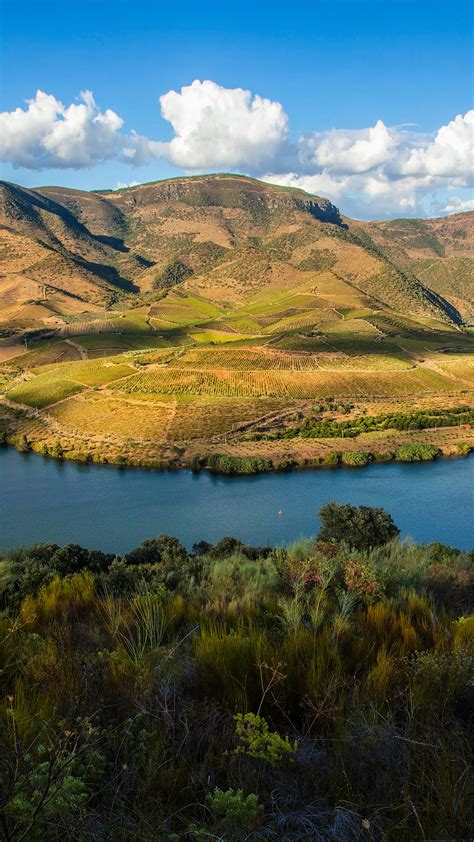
(0, 533, 472, 840)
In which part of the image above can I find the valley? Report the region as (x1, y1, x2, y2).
(1, 174, 473, 471)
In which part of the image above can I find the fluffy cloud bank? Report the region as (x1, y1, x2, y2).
(265, 110, 473, 216)
(0, 90, 124, 169)
(1, 81, 473, 217)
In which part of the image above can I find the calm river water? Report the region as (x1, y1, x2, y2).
(0, 448, 472, 552)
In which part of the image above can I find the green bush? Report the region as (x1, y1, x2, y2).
(205, 454, 273, 475)
(50, 441, 64, 460)
(233, 712, 297, 765)
(318, 502, 400, 550)
(395, 444, 440, 462)
(323, 451, 341, 466)
(372, 450, 394, 462)
(202, 788, 262, 836)
(341, 450, 372, 467)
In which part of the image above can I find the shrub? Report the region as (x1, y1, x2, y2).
(194, 788, 262, 837)
(341, 450, 372, 467)
(373, 450, 394, 462)
(323, 451, 340, 466)
(154, 259, 193, 289)
(233, 713, 297, 765)
(21, 572, 96, 626)
(208, 555, 279, 607)
(50, 441, 64, 460)
(206, 454, 273, 474)
(125, 535, 189, 588)
(16, 434, 30, 452)
(193, 627, 269, 709)
(344, 557, 383, 603)
(395, 444, 440, 462)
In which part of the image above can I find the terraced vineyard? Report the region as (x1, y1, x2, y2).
(118, 362, 460, 400)
(49, 393, 173, 440)
(167, 348, 412, 371)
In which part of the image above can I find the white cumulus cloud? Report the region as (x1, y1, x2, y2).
(157, 79, 289, 170)
(299, 120, 398, 174)
(0, 90, 124, 170)
(265, 110, 474, 217)
(401, 110, 474, 182)
(115, 180, 139, 190)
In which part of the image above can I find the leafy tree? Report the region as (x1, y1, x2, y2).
(49, 544, 113, 576)
(125, 534, 186, 568)
(318, 502, 399, 550)
(124, 534, 193, 588)
(207, 536, 272, 561)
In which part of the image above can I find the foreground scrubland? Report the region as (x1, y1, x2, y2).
(1, 505, 472, 840)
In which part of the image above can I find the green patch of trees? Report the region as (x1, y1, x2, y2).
(153, 259, 193, 289)
(251, 405, 473, 442)
(341, 450, 372, 467)
(204, 454, 274, 475)
(318, 501, 400, 550)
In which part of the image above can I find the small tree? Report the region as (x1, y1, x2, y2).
(317, 502, 399, 550)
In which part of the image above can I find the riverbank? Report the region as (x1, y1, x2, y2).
(2, 386, 473, 475)
(1, 425, 473, 475)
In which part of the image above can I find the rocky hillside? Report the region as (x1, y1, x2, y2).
(0, 174, 471, 332)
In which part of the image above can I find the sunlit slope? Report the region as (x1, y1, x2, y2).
(359, 212, 474, 325)
(1, 174, 469, 337)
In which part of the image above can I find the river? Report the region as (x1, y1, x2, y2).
(0, 448, 472, 552)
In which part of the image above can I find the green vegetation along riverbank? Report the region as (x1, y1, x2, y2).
(1, 405, 473, 475)
(0, 504, 472, 840)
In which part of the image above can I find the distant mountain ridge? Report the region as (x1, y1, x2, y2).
(0, 173, 472, 331)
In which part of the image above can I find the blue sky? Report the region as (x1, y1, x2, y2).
(1, 0, 473, 218)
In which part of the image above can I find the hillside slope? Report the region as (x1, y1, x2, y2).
(360, 213, 474, 325)
(1, 174, 468, 336)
